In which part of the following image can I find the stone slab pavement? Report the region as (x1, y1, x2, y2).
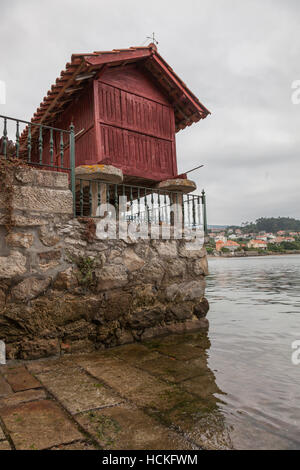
(0, 332, 233, 450)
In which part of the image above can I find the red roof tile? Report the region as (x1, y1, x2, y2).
(22, 44, 210, 140)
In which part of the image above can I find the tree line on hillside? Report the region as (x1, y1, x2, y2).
(232, 217, 300, 233)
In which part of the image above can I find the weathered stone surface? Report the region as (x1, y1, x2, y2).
(6, 232, 34, 249)
(0, 166, 209, 358)
(0, 288, 6, 304)
(141, 355, 206, 383)
(165, 258, 186, 278)
(36, 170, 69, 189)
(0, 388, 47, 409)
(12, 186, 73, 214)
(123, 248, 145, 272)
(154, 240, 178, 258)
(156, 178, 196, 194)
(166, 302, 193, 322)
(38, 249, 61, 271)
(53, 267, 78, 291)
(166, 280, 206, 301)
(3, 366, 41, 392)
(6, 214, 47, 227)
(0, 440, 11, 450)
(75, 164, 123, 183)
(82, 357, 192, 411)
(19, 339, 60, 360)
(0, 251, 27, 279)
(145, 340, 203, 361)
(11, 277, 51, 302)
(0, 400, 82, 450)
(100, 291, 132, 321)
(178, 242, 206, 259)
(36, 364, 122, 415)
(194, 298, 209, 318)
(77, 403, 193, 450)
(39, 225, 60, 247)
(139, 259, 165, 285)
(127, 306, 165, 329)
(97, 265, 128, 291)
(0, 375, 12, 397)
(0, 423, 5, 440)
(14, 168, 35, 184)
(194, 257, 209, 275)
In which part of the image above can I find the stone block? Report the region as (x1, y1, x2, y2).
(123, 248, 145, 272)
(35, 170, 69, 189)
(3, 366, 41, 392)
(0, 389, 47, 409)
(75, 164, 123, 183)
(19, 339, 60, 360)
(154, 240, 178, 258)
(127, 306, 165, 329)
(0, 251, 27, 279)
(39, 226, 60, 247)
(156, 178, 197, 194)
(97, 265, 128, 291)
(36, 364, 122, 415)
(11, 186, 73, 215)
(38, 249, 61, 271)
(76, 403, 193, 450)
(165, 280, 206, 301)
(194, 257, 209, 275)
(14, 168, 35, 185)
(0, 400, 82, 450)
(6, 232, 34, 249)
(11, 276, 51, 301)
(178, 242, 206, 259)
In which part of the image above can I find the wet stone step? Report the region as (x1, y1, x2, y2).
(80, 356, 194, 411)
(0, 374, 12, 397)
(0, 399, 83, 450)
(0, 388, 47, 409)
(35, 364, 122, 415)
(76, 403, 195, 450)
(2, 366, 41, 392)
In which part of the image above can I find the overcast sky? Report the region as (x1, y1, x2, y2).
(1, 0, 299, 225)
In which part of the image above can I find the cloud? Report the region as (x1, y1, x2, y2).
(1, 0, 299, 225)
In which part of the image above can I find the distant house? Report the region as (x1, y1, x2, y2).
(274, 236, 295, 244)
(256, 235, 268, 241)
(248, 239, 268, 250)
(216, 240, 240, 252)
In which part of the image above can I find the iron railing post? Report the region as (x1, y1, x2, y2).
(201, 189, 208, 235)
(69, 123, 76, 216)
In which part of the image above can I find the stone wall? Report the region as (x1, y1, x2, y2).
(0, 166, 209, 360)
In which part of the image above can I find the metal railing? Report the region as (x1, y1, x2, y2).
(0, 114, 76, 213)
(75, 178, 208, 234)
(0, 114, 208, 233)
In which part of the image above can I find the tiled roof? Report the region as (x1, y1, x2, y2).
(23, 44, 210, 139)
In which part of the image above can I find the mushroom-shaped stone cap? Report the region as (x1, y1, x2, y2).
(75, 164, 123, 183)
(156, 178, 197, 194)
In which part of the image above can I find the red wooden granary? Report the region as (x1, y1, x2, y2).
(24, 44, 210, 185)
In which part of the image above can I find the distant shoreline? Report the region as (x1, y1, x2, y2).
(207, 250, 300, 259)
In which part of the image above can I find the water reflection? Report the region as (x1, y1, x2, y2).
(144, 331, 234, 449)
(205, 254, 300, 449)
